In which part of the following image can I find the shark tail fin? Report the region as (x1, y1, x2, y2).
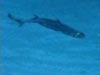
(8, 13, 25, 27)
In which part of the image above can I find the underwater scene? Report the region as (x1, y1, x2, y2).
(1, 0, 100, 75)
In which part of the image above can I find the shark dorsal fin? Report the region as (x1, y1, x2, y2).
(31, 15, 39, 20)
(34, 15, 39, 19)
(56, 19, 61, 23)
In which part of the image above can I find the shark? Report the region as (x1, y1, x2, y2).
(8, 13, 85, 39)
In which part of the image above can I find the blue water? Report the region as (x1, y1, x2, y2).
(1, 0, 100, 75)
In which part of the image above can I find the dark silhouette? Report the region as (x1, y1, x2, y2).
(8, 13, 85, 39)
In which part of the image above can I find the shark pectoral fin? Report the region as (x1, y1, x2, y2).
(75, 32, 85, 38)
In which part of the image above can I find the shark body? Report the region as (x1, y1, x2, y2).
(8, 13, 85, 39)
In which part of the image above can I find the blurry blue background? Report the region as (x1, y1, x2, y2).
(1, 0, 100, 75)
